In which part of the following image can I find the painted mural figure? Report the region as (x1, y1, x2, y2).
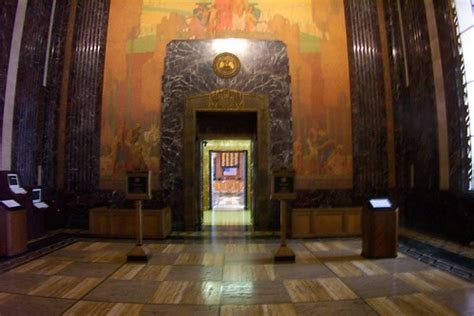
(215, 0, 233, 32)
(245, 4, 260, 32)
(326, 145, 349, 176)
(189, 3, 210, 38)
(293, 138, 302, 171)
(112, 124, 128, 177)
(314, 128, 335, 173)
(304, 127, 337, 175)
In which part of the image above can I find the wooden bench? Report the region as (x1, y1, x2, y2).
(291, 207, 362, 237)
(89, 207, 171, 239)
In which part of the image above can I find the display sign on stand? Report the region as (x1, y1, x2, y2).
(361, 198, 399, 258)
(271, 169, 296, 263)
(0, 171, 27, 256)
(126, 171, 152, 200)
(126, 171, 152, 262)
(25, 187, 48, 240)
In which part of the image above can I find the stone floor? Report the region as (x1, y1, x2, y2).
(0, 238, 473, 315)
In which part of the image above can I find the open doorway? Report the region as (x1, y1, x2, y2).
(201, 139, 253, 226)
(183, 90, 270, 230)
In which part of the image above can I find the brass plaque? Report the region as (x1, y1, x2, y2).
(126, 171, 152, 200)
(271, 169, 296, 200)
(213, 53, 241, 78)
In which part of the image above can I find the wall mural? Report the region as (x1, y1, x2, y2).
(100, 0, 352, 189)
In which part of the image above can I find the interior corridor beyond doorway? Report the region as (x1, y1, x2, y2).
(201, 139, 253, 226)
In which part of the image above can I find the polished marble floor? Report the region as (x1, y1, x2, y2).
(0, 238, 473, 315)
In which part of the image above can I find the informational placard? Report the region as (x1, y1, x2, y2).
(369, 198, 392, 209)
(1, 199, 21, 208)
(126, 171, 152, 200)
(7, 173, 27, 194)
(271, 169, 296, 200)
(32, 188, 42, 203)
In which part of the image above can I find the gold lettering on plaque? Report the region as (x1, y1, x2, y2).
(209, 89, 243, 108)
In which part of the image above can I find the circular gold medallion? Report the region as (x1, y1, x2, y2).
(213, 52, 241, 78)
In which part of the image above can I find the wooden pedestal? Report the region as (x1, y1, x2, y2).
(361, 207, 398, 258)
(0, 207, 27, 256)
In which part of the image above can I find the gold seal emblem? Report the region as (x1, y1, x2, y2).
(213, 52, 241, 78)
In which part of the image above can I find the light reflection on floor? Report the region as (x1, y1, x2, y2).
(203, 210, 252, 226)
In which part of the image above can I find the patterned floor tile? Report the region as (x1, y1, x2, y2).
(224, 252, 273, 264)
(166, 265, 222, 281)
(397, 269, 473, 292)
(152, 281, 189, 304)
(366, 293, 457, 315)
(224, 244, 271, 254)
(284, 278, 357, 303)
(295, 300, 377, 316)
(223, 264, 275, 281)
(0, 272, 51, 294)
(44, 250, 93, 262)
(342, 274, 418, 298)
(28, 275, 102, 299)
(181, 244, 225, 253)
(62, 241, 92, 251)
(305, 241, 351, 252)
(145, 243, 167, 252)
(135, 265, 172, 281)
(220, 303, 298, 316)
(64, 300, 143, 316)
(325, 260, 387, 277)
(140, 304, 219, 315)
(58, 261, 122, 278)
(273, 263, 335, 279)
(221, 281, 291, 304)
(428, 287, 474, 315)
(148, 253, 180, 265)
(175, 253, 224, 266)
(110, 264, 145, 280)
(152, 281, 222, 305)
(111, 263, 172, 281)
(162, 244, 186, 253)
(1, 236, 472, 315)
(293, 250, 321, 264)
(180, 281, 222, 304)
(372, 257, 431, 273)
(82, 242, 110, 252)
(10, 258, 49, 273)
(0, 292, 75, 315)
(11, 258, 73, 276)
(84, 279, 159, 303)
(85, 251, 126, 264)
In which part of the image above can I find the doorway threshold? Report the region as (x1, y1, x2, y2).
(202, 225, 254, 232)
(202, 209, 252, 226)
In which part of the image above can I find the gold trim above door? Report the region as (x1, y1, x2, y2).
(183, 89, 270, 230)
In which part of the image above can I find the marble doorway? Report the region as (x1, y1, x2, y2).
(160, 40, 293, 231)
(183, 89, 270, 231)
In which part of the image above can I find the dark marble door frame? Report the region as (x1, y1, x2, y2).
(183, 89, 270, 230)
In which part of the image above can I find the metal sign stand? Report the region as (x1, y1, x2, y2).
(274, 199, 295, 262)
(126, 200, 151, 262)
